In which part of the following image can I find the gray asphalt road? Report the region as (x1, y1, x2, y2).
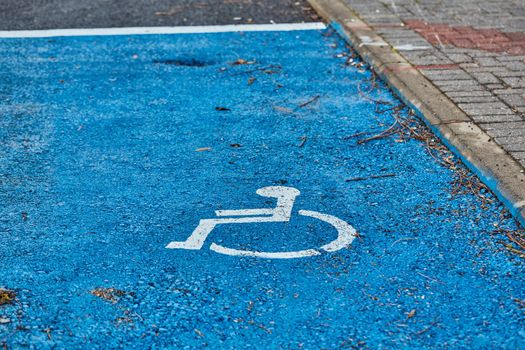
(0, 0, 319, 30)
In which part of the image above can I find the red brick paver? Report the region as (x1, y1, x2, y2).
(405, 20, 525, 56)
(343, 0, 525, 168)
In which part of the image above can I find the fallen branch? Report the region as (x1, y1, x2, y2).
(357, 120, 399, 144)
(298, 95, 320, 108)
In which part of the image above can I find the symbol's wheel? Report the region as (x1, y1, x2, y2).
(209, 210, 357, 259)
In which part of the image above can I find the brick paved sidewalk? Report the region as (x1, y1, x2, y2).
(343, 0, 525, 168)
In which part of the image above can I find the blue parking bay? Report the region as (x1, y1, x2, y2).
(0, 26, 523, 348)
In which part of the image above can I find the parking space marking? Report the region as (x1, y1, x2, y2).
(0, 22, 326, 38)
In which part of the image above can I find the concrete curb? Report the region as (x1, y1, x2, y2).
(308, 0, 525, 227)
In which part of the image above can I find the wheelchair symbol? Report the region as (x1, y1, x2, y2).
(166, 186, 358, 259)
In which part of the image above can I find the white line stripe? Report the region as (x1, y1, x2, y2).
(209, 243, 321, 259)
(0, 23, 326, 38)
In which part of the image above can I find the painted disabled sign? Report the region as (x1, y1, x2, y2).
(167, 186, 357, 258)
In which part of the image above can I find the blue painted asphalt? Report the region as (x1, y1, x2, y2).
(0, 27, 524, 349)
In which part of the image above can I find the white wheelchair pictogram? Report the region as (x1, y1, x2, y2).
(166, 186, 358, 259)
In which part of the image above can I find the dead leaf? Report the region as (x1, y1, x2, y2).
(0, 289, 16, 306)
(90, 287, 133, 304)
(231, 58, 255, 65)
(115, 317, 133, 326)
(195, 147, 212, 152)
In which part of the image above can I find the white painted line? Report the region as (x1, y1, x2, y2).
(394, 44, 431, 51)
(299, 210, 357, 252)
(515, 199, 525, 209)
(166, 186, 301, 251)
(210, 243, 322, 259)
(0, 23, 327, 39)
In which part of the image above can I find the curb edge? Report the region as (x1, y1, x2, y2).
(308, 0, 525, 228)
